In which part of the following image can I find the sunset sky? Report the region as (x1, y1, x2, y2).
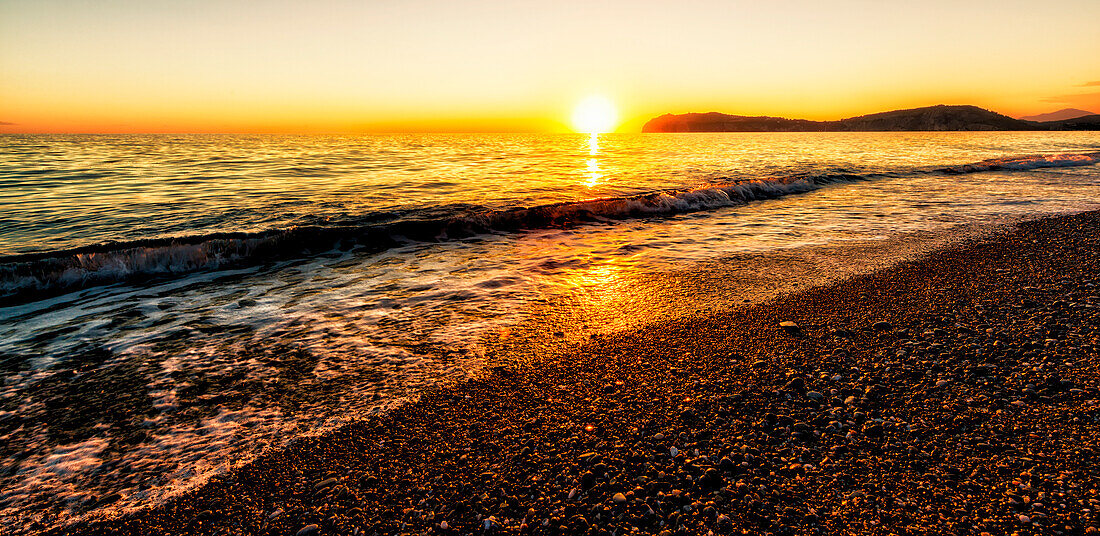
(1, 0, 1098, 133)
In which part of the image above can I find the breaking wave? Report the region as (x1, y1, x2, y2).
(939, 151, 1100, 174)
(2, 151, 1098, 303)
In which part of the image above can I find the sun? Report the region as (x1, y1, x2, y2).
(571, 95, 618, 134)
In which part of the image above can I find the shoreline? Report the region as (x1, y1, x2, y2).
(49, 210, 1100, 535)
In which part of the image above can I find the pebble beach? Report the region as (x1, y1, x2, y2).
(47, 210, 1100, 536)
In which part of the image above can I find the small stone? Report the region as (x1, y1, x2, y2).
(779, 321, 800, 331)
(873, 321, 893, 331)
(716, 514, 732, 531)
(1018, 514, 1031, 524)
(844, 395, 857, 405)
(702, 467, 723, 488)
(313, 477, 337, 490)
(580, 471, 596, 488)
(670, 446, 679, 457)
(612, 492, 627, 504)
(653, 433, 665, 440)
(440, 520, 450, 530)
(935, 380, 949, 388)
(296, 524, 320, 536)
(806, 391, 823, 400)
(570, 514, 590, 530)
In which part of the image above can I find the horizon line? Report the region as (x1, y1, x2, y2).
(1, 103, 1092, 135)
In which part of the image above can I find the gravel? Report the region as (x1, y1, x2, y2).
(51, 211, 1100, 536)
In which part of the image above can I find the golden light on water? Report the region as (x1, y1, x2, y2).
(585, 158, 601, 188)
(571, 96, 618, 134)
(584, 133, 602, 188)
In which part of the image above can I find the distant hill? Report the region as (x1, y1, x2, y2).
(1019, 108, 1096, 122)
(641, 112, 827, 133)
(1041, 114, 1100, 131)
(834, 105, 1034, 131)
(642, 105, 1097, 132)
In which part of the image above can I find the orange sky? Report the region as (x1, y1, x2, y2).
(1, 0, 1098, 133)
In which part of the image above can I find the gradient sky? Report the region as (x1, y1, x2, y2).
(1, 0, 1098, 133)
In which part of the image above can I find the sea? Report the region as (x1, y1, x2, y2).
(1, 131, 1099, 531)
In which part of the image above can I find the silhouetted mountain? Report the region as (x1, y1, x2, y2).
(1019, 108, 1096, 122)
(833, 105, 1034, 131)
(642, 105, 1095, 132)
(641, 112, 827, 133)
(1041, 114, 1100, 131)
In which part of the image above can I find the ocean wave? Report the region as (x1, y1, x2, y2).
(939, 151, 1100, 174)
(0, 176, 834, 302)
(2, 151, 1098, 303)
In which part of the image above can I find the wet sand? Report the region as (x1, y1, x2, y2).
(51, 210, 1100, 536)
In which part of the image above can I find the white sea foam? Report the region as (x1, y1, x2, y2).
(41, 438, 108, 477)
(941, 151, 1100, 173)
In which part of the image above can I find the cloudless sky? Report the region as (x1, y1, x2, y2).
(1, 0, 1098, 132)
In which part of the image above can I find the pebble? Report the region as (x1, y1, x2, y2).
(806, 391, 823, 400)
(612, 492, 627, 504)
(779, 321, 800, 330)
(669, 446, 679, 456)
(313, 477, 337, 490)
(935, 380, 950, 388)
(873, 321, 893, 331)
(296, 524, 320, 536)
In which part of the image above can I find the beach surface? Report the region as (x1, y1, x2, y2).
(48, 210, 1100, 536)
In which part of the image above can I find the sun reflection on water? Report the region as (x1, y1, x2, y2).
(584, 133, 602, 188)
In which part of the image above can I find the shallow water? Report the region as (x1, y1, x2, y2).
(1, 132, 1099, 531)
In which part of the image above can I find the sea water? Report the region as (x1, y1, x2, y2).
(1, 131, 1099, 531)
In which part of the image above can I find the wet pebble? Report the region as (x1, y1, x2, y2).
(313, 477, 337, 490)
(296, 524, 320, 536)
